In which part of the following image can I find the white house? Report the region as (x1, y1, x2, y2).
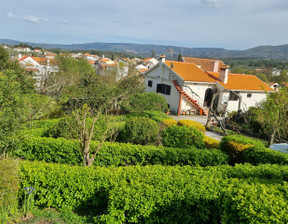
(144, 56, 274, 116)
(18, 55, 58, 87)
(142, 58, 159, 69)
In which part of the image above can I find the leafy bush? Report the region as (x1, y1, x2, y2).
(120, 117, 159, 145)
(241, 146, 288, 165)
(14, 137, 82, 165)
(163, 118, 177, 126)
(220, 135, 265, 163)
(122, 92, 168, 113)
(0, 158, 20, 223)
(13, 137, 228, 167)
(162, 125, 205, 149)
(177, 119, 206, 133)
(204, 136, 220, 149)
(47, 116, 107, 141)
(19, 161, 288, 223)
(125, 111, 167, 122)
(25, 119, 59, 130)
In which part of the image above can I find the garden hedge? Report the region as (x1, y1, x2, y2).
(13, 137, 229, 167)
(19, 161, 288, 224)
(241, 146, 288, 165)
(220, 135, 265, 163)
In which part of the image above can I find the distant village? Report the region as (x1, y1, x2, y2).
(1, 44, 286, 116)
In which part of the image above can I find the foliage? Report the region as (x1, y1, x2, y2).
(162, 118, 177, 126)
(0, 70, 26, 153)
(125, 111, 167, 122)
(204, 136, 220, 149)
(220, 135, 265, 163)
(162, 125, 205, 149)
(241, 146, 288, 165)
(23, 94, 59, 122)
(13, 137, 228, 167)
(177, 119, 206, 133)
(14, 137, 82, 165)
(122, 92, 168, 113)
(0, 158, 20, 223)
(255, 88, 288, 145)
(120, 117, 159, 145)
(0, 46, 35, 93)
(19, 161, 288, 223)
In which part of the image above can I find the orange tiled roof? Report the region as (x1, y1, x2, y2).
(165, 61, 218, 83)
(142, 57, 153, 62)
(182, 57, 226, 72)
(18, 55, 30, 61)
(99, 58, 110, 62)
(139, 68, 149, 73)
(206, 71, 274, 92)
(33, 57, 48, 65)
(88, 60, 95, 65)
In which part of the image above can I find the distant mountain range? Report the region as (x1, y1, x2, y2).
(1, 38, 288, 59)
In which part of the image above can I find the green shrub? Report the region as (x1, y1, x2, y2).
(177, 119, 206, 133)
(13, 137, 228, 167)
(120, 117, 159, 145)
(162, 125, 205, 149)
(14, 137, 82, 165)
(0, 158, 20, 223)
(241, 146, 288, 165)
(122, 92, 168, 113)
(19, 162, 288, 223)
(220, 135, 265, 163)
(125, 111, 167, 122)
(25, 119, 59, 130)
(47, 116, 107, 141)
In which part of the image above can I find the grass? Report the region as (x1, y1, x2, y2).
(19, 208, 92, 224)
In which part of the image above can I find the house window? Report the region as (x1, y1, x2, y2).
(156, 84, 171, 95)
(247, 93, 252, 98)
(229, 91, 239, 101)
(148, 80, 153, 87)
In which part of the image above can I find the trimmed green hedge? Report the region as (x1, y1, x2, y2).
(241, 146, 288, 165)
(19, 161, 288, 223)
(220, 135, 265, 163)
(162, 125, 205, 149)
(13, 137, 229, 167)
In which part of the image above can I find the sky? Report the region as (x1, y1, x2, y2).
(1, 0, 288, 50)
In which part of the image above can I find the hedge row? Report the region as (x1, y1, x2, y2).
(19, 161, 288, 223)
(14, 137, 228, 167)
(220, 135, 288, 165)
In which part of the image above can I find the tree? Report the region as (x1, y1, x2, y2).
(256, 88, 288, 145)
(151, 50, 156, 58)
(122, 92, 167, 113)
(178, 53, 182, 61)
(71, 104, 120, 166)
(40, 55, 96, 97)
(0, 70, 26, 153)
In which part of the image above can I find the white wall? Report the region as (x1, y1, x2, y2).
(182, 83, 215, 107)
(145, 63, 180, 114)
(218, 91, 267, 113)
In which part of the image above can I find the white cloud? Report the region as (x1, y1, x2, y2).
(7, 11, 49, 23)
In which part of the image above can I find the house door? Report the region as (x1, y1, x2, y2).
(204, 88, 213, 107)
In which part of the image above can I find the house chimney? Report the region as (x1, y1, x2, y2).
(219, 66, 229, 84)
(160, 55, 165, 63)
(213, 60, 220, 72)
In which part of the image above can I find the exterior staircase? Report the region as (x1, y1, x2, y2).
(172, 80, 208, 116)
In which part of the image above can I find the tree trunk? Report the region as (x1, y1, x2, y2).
(269, 130, 276, 146)
(83, 137, 91, 166)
